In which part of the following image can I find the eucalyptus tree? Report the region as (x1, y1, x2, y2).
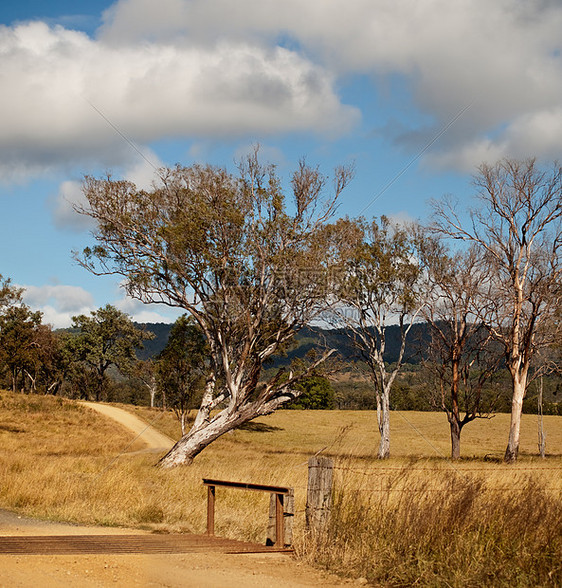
(332, 216, 428, 459)
(421, 244, 502, 459)
(76, 152, 352, 466)
(0, 304, 42, 393)
(0, 275, 22, 309)
(157, 315, 208, 435)
(131, 359, 159, 408)
(433, 158, 562, 462)
(71, 304, 152, 401)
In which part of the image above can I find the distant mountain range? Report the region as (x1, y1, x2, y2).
(135, 321, 432, 365)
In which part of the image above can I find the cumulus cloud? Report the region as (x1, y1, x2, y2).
(99, 0, 562, 170)
(20, 282, 181, 327)
(21, 284, 95, 328)
(2, 0, 561, 183)
(0, 18, 358, 183)
(114, 294, 183, 324)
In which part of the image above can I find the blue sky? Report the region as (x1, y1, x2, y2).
(1, 0, 561, 327)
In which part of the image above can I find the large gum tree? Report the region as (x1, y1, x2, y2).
(331, 216, 427, 459)
(433, 158, 562, 462)
(77, 152, 352, 467)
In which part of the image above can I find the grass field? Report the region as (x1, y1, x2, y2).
(0, 391, 560, 586)
(126, 402, 562, 461)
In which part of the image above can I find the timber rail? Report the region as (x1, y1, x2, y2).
(0, 533, 292, 555)
(202, 478, 293, 548)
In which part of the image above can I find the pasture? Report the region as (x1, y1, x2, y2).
(0, 391, 560, 586)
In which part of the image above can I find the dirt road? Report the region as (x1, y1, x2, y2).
(80, 401, 175, 452)
(1, 405, 350, 586)
(0, 510, 348, 587)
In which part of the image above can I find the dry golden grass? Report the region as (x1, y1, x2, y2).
(127, 403, 562, 460)
(1, 392, 561, 586)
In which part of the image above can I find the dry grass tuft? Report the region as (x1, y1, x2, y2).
(301, 458, 562, 587)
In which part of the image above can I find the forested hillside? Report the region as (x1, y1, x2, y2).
(135, 322, 433, 365)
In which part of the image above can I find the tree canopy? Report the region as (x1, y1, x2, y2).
(77, 151, 353, 465)
(71, 304, 152, 401)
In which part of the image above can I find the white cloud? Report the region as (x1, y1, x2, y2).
(99, 0, 562, 170)
(114, 292, 183, 324)
(20, 282, 181, 328)
(21, 284, 95, 328)
(2, 0, 561, 183)
(122, 149, 164, 188)
(386, 210, 417, 227)
(0, 19, 358, 184)
(51, 179, 96, 231)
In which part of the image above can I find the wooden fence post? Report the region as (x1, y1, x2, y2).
(267, 489, 294, 546)
(306, 456, 333, 534)
(206, 484, 215, 535)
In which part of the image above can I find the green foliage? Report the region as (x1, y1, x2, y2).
(78, 151, 353, 463)
(0, 274, 22, 310)
(339, 215, 424, 315)
(157, 315, 208, 432)
(0, 304, 42, 392)
(288, 375, 335, 409)
(70, 304, 153, 401)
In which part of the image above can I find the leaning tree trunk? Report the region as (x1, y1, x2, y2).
(504, 373, 527, 463)
(159, 404, 254, 467)
(159, 352, 333, 468)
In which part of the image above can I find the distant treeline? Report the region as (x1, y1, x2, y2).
(125, 321, 561, 415)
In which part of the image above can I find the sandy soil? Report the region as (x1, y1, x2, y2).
(0, 510, 350, 587)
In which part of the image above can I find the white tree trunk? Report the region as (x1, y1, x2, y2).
(192, 374, 218, 431)
(149, 383, 157, 408)
(159, 352, 334, 467)
(159, 408, 242, 467)
(504, 373, 527, 462)
(378, 389, 391, 459)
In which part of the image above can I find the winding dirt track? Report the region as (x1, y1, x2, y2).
(80, 401, 175, 452)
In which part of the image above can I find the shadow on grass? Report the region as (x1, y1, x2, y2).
(238, 422, 283, 433)
(0, 423, 25, 433)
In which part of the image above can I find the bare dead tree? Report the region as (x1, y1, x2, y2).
(421, 244, 503, 459)
(432, 158, 562, 462)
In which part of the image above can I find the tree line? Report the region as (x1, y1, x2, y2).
(2, 153, 561, 466)
(0, 289, 208, 429)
